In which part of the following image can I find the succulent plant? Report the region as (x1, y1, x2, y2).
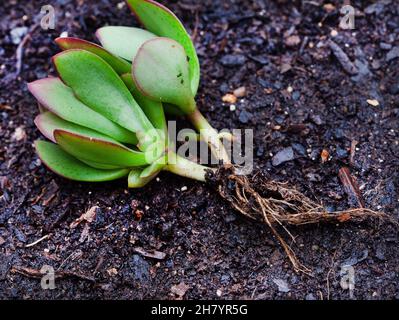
(27, 0, 382, 274)
(29, 0, 230, 188)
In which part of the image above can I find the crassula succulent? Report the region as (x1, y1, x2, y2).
(28, 0, 383, 273)
(29, 0, 230, 188)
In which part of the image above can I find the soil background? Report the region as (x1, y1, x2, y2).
(0, 0, 398, 299)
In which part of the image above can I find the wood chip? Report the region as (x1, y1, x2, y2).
(107, 268, 118, 276)
(171, 282, 189, 297)
(11, 265, 95, 282)
(350, 140, 358, 165)
(338, 167, 365, 208)
(329, 41, 359, 75)
(133, 247, 166, 260)
(321, 149, 329, 163)
(70, 206, 98, 228)
(79, 224, 90, 243)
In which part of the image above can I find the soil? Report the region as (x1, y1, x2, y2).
(0, 0, 398, 300)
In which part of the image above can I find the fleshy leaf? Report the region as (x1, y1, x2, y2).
(79, 159, 123, 170)
(128, 168, 156, 188)
(163, 103, 185, 117)
(121, 73, 167, 133)
(126, 0, 200, 95)
(55, 37, 131, 75)
(53, 49, 155, 144)
(35, 111, 120, 144)
(96, 26, 156, 61)
(35, 140, 130, 182)
(132, 38, 196, 114)
(140, 155, 166, 178)
(54, 129, 151, 167)
(28, 78, 137, 144)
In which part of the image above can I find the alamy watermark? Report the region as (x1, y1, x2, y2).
(40, 5, 56, 30)
(40, 265, 56, 290)
(339, 5, 355, 30)
(340, 265, 355, 298)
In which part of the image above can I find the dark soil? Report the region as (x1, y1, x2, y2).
(1, 0, 398, 300)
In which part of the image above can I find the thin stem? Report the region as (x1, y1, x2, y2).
(164, 152, 213, 182)
(186, 108, 231, 164)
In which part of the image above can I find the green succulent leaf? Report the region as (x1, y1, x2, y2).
(128, 168, 156, 188)
(55, 37, 131, 75)
(35, 111, 123, 144)
(53, 49, 155, 145)
(126, 0, 200, 95)
(128, 151, 167, 187)
(121, 73, 167, 134)
(96, 26, 156, 61)
(28, 77, 137, 144)
(140, 154, 166, 178)
(35, 140, 130, 182)
(163, 103, 185, 117)
(132, 38, 196, 114)
(54, 129, 151, 167)
(78, 159, 124, 170)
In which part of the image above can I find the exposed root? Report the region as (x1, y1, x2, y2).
(207, 166, 394, 274)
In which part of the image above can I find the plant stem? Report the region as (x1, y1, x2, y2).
(164, 152, 213, 182)
(186, 108, 231, 164)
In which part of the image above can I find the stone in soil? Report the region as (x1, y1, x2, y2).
(272, 147, 295, 166)
(220, 54, 247, 67)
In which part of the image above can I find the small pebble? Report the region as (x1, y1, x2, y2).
(367, 99, 379, 107)
(107, 268, 118, 276)
(323, 4, 335, 12)
(59, 31, 68, 38)
(272, 147, 294, 166)
(222, 93, 237, 104)
(336, 147, 348, 159)
(220, 54, 246, 67)
(386, 46, 399, 61)
(229, 104, 236, 111)
(330, 29, 338, 37)
(238, 110, 251, 124)
(379, 42, 392, 50)
(181, 186, 187, 192)
(285, 35, 301, 47)
(272, 278, 290, 293)
(12, 126, 26, 141)
(233, 86, 246, 98)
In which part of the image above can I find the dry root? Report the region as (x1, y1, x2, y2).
(207, 166, 394, 274)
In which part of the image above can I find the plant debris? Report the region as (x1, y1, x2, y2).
(329, 41, 359, 75)
(70, 206, 98, 229)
